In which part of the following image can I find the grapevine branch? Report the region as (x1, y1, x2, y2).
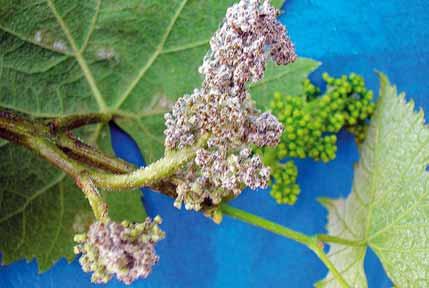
(0, 109, 358, 287)
(56, 132, 135, 173)
(0, 109, 194, 198)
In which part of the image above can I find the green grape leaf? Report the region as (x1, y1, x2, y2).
(0, 0, 313, 162)
(0, 0, 318, 270)
(317, 74, 429, 287)
(250, 58, 320, 108)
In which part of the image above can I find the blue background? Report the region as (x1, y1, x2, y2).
(1, 0, 428, 287)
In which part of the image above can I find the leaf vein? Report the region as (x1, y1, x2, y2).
(80, 0, 101, 53)
(371, 116, 429, 208)
(328, 200, 359, 238)
(368, 186, 429, 242)
(114, 0, 189, 109)
(0, 25, 73, 56)
(0, 174, 65, 223)
(46, 0, 107, 112)
(160, 39, 209, 54)
(322, 251, 364, 285)
(1, 56, 70, 75)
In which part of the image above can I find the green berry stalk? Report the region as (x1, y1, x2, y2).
(261, 73, 375, 205)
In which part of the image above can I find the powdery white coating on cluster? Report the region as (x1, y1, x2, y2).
(248, 112, 284, 147)
(74, 217, 164, 285)
(174, 148, 270, 210)
(200, 0, 296, 94)
(164, 0, 296, 211)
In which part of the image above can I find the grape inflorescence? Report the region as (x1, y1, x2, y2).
(262, 73, 375, 205)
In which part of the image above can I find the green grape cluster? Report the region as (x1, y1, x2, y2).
(270, 161, 300, 204)
(262, 73, 375, 205)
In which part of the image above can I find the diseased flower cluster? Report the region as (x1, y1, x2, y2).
(174, 148, 271, 210)
(164, 0, 296, 211)
(74, 217, 164, 285)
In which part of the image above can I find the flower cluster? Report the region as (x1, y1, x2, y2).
(164, 0, 296, 211)
(270, 161, 300, 204)
(261, 73, 375, 205)
(74, 217, 164, 285)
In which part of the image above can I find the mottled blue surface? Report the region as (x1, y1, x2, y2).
(2, 0, 429, 287)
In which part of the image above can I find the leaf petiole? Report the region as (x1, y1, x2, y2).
(44, 112, 112, 132)
(316, 234, 366, 247)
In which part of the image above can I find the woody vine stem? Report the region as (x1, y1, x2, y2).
(0, 110, 362, 287)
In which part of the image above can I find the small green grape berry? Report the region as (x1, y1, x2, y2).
(262, 72, 374, 206)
